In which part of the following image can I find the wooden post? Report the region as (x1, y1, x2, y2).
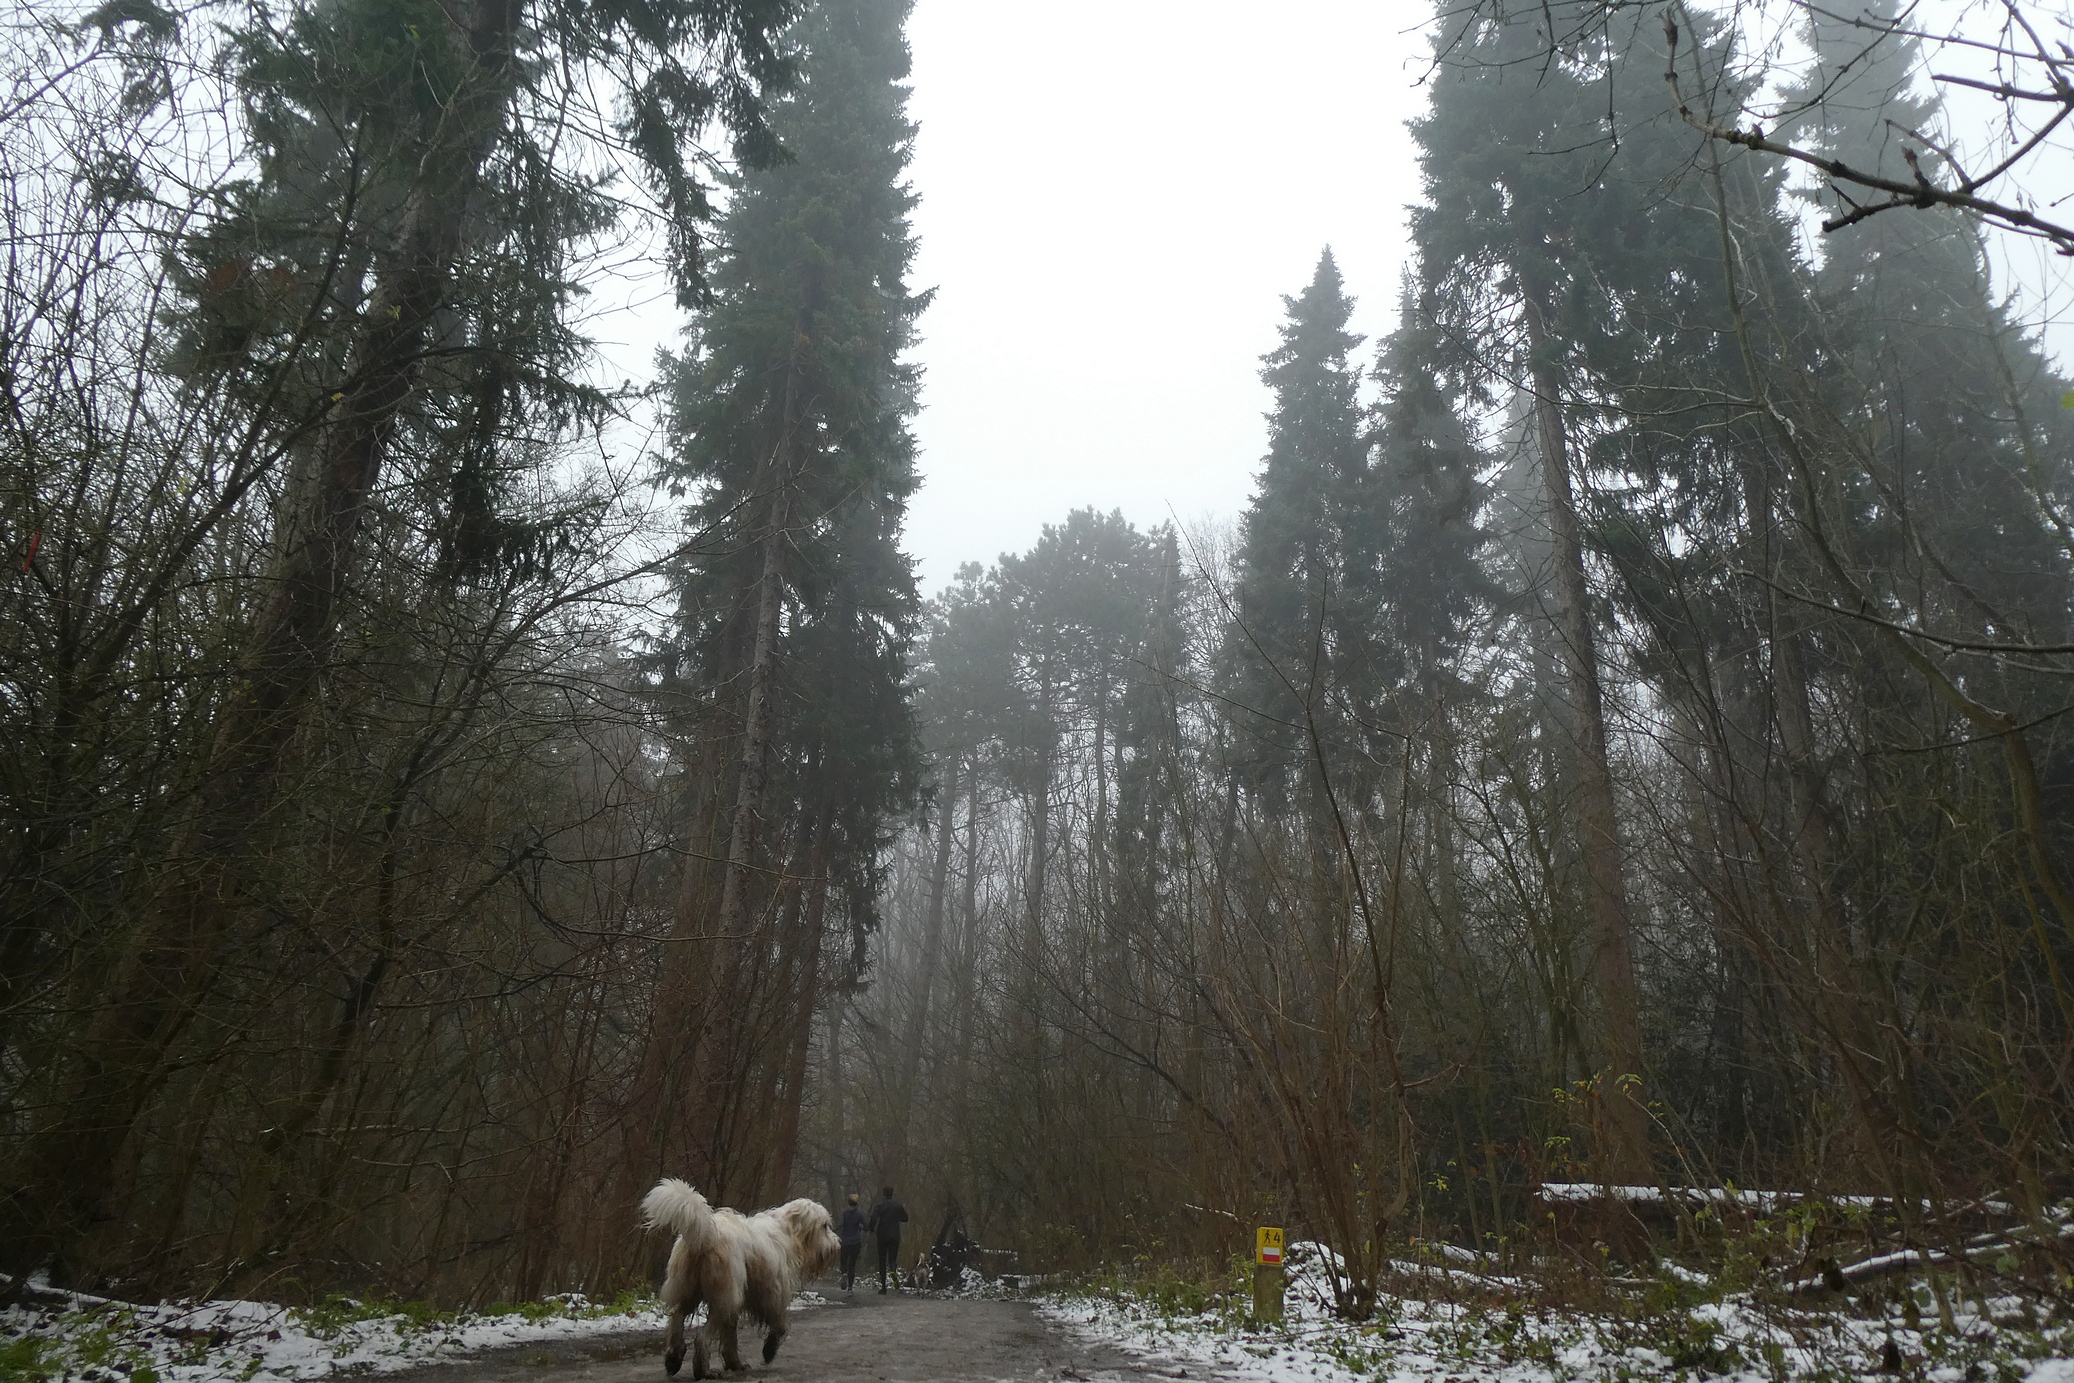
(1252, 1227, 1285, 1325)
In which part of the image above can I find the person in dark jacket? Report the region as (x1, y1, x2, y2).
(863, 1185, 908, 1293)
(836, 1193, 866, 1293)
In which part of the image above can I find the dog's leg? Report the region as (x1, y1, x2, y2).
(718, 1315, 744, 1373)
(662, 1299, 686, 1377)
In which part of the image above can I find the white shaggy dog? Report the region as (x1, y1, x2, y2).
(641, 1178, 839, 1378)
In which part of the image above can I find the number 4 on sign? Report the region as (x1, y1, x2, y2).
(1256, 1227, 1283, 1265)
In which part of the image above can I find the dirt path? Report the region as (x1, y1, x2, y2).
(380, 1279, 1222, 1383)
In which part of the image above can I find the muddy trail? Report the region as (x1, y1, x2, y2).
(376, 1279, 1228, 1383)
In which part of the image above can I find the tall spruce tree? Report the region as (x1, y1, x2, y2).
(1411, 0, 1707, 1188)
(1228, 250, 1376, 812)
(1363, 290, 1494, 1012)
(1748, 7, 2074, 1199)
(1368, 290, 1494, 712)
(646, 0, 922, 1205)
(1786, 7, 2074, 649)
(0, 0, 797, 1284)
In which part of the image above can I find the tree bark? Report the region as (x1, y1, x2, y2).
(766, 809, 835, 1198)
(686, 495, 793, 1203)
(892, 754, 959, 1169)
(678, 290, 823, 1201)
(1516, 261, 1653, 1191)
(949, 761, 983, 1151)
(1021, 696, 1053, 1028)
(4, 1, 523, 1279)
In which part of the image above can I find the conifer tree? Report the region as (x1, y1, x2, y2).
(1410, 1, 1699, 1188)
(993, 509, 1161, 1041)
(1, 0, 797, 1283)
(1227, 250, 1373, 809)
(1748, 10, 2074, 1182)
(1785, 6, 2074, 646)
(648, 0, 922, 1203)
(1368, 291, 1493, 710)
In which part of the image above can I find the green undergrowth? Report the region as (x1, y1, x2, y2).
(1075, 1255, 1259, 1330)
(0, 1305, 178, 1383)
(0, 1321, 153, 1383)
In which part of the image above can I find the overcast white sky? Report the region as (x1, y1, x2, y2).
(897, 1, 1436, 596)
(889, 1, 2074, 600)
(592, 1, 2071, 601)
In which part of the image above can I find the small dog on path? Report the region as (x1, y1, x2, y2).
(641, 1178, 839, 1377)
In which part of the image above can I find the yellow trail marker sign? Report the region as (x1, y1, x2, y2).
(1252, 1227, 1285, 1325)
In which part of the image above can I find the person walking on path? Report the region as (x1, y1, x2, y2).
(864, 1185, 907, 1293)
(836, 1193, 866, 1293)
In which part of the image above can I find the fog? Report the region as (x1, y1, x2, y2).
(9, 0, 2074, 1343)
(900, 1, 1431, 594)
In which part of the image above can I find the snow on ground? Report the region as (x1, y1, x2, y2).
(0, 1281, 839, 1383)
(1536, 1185, 2018, 1216)
(1038, 1242, 2074, 1383)
(1, 1289, 658, 1382)
(10, 1251, 2073, 1383)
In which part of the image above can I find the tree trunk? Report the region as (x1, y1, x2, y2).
(683, 290, 826, 1202)
(892, 754, 960, 1169)
(4, 3, 522, 1279)
(712, 489, 794, 954)
(687, 495, 791, 1203)
(620, 728, 729, 1196)
(767, 812, 835, 1198)
(1517, 263, 1652, 1191)
(949, 761, 983, 1156)
(1021, 698, 1053, 1024)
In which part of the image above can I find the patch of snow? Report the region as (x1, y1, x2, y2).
(0, 1286, 821, 1382)
(1383, 1259, 1528, 1293)
(1037, 1296, 1368, 1383)
(1425, 1242, 1489, 1266)
(1039, 1271, 2074, 1383)
(938, 1266, 1025, 1300)
(1536, 1184, 2019, 1217)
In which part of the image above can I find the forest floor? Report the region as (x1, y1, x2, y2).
(1040, 1245, 2074, 1383)
(0, 1276, 1231, 1383)
(9, 1258, 2074, 1383)
(372, 1281, 1226, 1383)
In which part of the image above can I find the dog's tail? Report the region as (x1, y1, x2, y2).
(641, 1178, 717, 1249)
